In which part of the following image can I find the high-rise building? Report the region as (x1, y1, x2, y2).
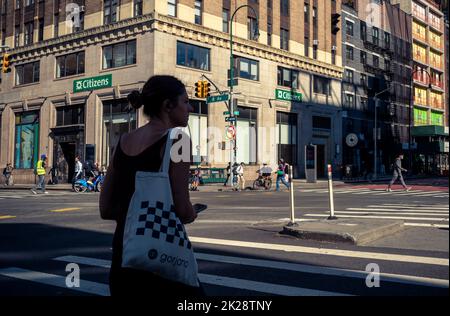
(392, 0, 449, 175)
(341, 0, 413, 178)
(0, 0, 343, 183)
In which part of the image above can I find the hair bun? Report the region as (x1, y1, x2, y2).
(128, 90, 143, 109)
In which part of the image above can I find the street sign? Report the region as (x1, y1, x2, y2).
(223, 111, 230, 115)
(225, 117, 236, 122)
(275, 89, 303, 102)
(223, 111, 240, 116)
(225, 125, 236, 140)
(207, 94, 229, 103)
(74, 74, 112, 93)
(233, 111, 240, 116)
(227, 79, 238, 87)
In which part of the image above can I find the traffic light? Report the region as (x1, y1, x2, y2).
(194, 80, 203, 98)
(1, 53, 12, 73)
(331, 13, 340, 35)
(202, 81, 211, 98)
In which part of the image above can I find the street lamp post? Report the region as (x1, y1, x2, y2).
(409, 69, 432, 172)
(228, 5, 259, 186)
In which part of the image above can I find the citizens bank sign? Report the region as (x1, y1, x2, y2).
(73, 74, 112, 93)
(275, 89, 303, 103)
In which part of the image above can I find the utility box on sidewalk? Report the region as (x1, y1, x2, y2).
(305, 144, 317, 183)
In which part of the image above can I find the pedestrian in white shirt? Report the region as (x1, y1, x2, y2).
(72, 156, 83, 191)
(236, 162, 245, 191)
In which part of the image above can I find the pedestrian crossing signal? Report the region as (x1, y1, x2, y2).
(203, 81, 211, 98)
(1, 53, 12, 73)
(194, 80, 203, 98)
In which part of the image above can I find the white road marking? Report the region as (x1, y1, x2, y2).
(304, 213, 448, 222)
(345, 208, 448, 214)
(0, 267, 109, 296)
(336, 211, 448, 216)
(404, 223, 449, 228)
(188, 237, 449, 266)
(372, 205, 449, 210)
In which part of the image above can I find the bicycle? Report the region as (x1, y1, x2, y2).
(253, 174, 272, 190)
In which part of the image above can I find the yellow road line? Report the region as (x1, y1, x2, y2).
(0, 215, 16, 220)
(50, 208, 81, 213)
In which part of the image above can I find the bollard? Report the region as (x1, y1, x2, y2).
(287, 165, 298, 226)
(327, 164, 338, 220)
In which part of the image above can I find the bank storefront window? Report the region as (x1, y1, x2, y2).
(186, 100, 208, 164)
(276, 111, 297, 166)
(14, 111, 40, 169)
(237, 106, 257, 164)
(102, 99, 137, 167)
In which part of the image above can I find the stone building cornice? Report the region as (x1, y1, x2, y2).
(9, 12, 342, 79)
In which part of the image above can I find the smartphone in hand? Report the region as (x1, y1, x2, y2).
(193, 203, 208, 214)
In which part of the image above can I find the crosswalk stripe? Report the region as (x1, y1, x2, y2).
(345, 208, 448, 213)
(0, 267, 109, 296)
(55, 254, 449, 289)
(189, 237, 448, 266)
(0, 215, 16, 220)
(405, 223, 449, 228)
(374, 205, 449, 210)
(336, 211, 448, 216)
(304, 214, 448, 222)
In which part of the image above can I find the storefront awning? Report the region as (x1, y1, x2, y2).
(412, 125, 449, 137)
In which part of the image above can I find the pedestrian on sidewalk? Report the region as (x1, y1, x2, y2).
(72, 156, 83, 191)
(31, 155, 48, 194)
(3, 163, 14, 186)
(276, 159, 290, 191)
(223, 162, 231, 186)
(236, 162, 245, 191)
(386, 154, 411, 192)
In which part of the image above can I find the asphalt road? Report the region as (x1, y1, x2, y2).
(0, 186, 448, 296)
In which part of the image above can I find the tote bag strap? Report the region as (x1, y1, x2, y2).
(159, 129, 174, 173)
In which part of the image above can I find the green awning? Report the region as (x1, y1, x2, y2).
(412, 125, 449, 137)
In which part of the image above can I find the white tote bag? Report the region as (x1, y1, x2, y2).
(122, 130, 199, 287)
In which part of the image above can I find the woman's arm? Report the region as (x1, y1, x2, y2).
(99, 149, 121, 220)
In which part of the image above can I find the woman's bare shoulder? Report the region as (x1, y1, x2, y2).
(120, 125, 166, 156)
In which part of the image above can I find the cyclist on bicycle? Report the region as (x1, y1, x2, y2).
(255, 163, 273, 189)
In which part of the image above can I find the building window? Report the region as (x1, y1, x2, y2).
(56, 51, 85, 78)
(346, 45, 353, 60)
(14, 111, 40, 169)
(280, 0, 289, 16)
(384, 32, 390, 48)
(313, 75, 330, 95)
(176, 41, 210, 71)
(344, 94, 354, 108)
(38, 18, 44, 41)
(104, 0, 119, 25)
(15, 0, 20, 9)
(222, 8, 229, 33)
(360, 73, 367, 86)
(248, 16, 257, 40)
(24, 22, 33, 45)
(344, 69, 354, 83)
(373, 55, 379, 68)
(304, 36, 309, 56)
(194, 0, 202, 25)
(277, 67, 299, 89)
(360, 51, 367, 64)
(277, 111, 297, 166)
(102, 99, 137, 167)
(280, 28, 289, 50)
(15, 61, 40, 85)
(14, 25, 20, 47)
(346, 20, 354, 36)
(133, 0, 143, 17)
(102, 40, 136, 69)
(331, 48, 336, 64)
(236, 106, 258, 164)
(186, 100, 208, 164)
(267, 0, 272, 9)
(54, 13, 59, 37)
(372, 27, 379, 45)
(267, 22, 272, 46)
(360, 97, 368, 111)
(56, 105, 85, 126)
(313, 46, 317, 59)
(312, 116, 331, 129)
(235, 56, 259, 81)
(25, 0, 35, 6)
(304, 3, 309, 22)
(168, 0, 176, 17)
(360, 21, 366, 40)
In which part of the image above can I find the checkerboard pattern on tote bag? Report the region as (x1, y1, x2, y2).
(136, 200, 192, 250)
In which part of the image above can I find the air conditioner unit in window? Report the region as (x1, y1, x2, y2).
(313, 40, 319, 46)
(332, 45, 337, 51)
